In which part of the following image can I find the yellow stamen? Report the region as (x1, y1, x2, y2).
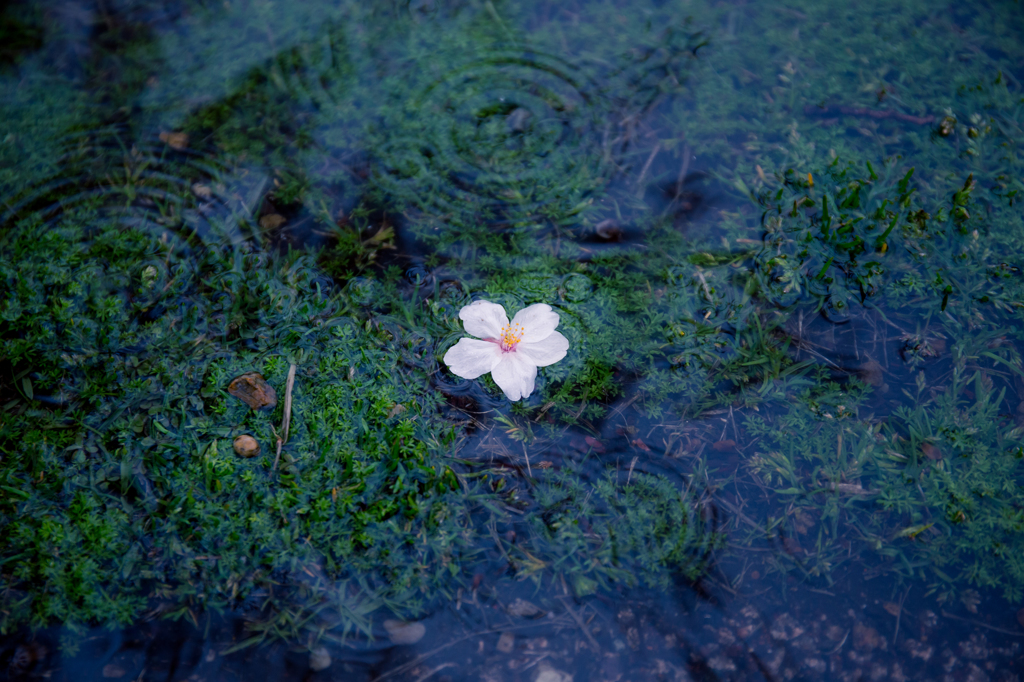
(500, 322, 525, 351)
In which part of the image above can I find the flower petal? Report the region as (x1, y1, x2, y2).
(515, 331, 569, 367)
(459, 300, 509, 340)
(510, 303, 560, 343)
(490, 353, 538, 402)
(443, 338, 502, 379)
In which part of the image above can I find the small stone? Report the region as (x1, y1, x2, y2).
(594, 219, 622, 241)
(309, 646, 331, 672)
(858, 358, 885, 387)
(534, 663, 572, 682)
(958, 633, 989, 660)
(383, 619, 426, 645)
(804, 658, 826, 673)
(227, 372, 277, 410)
(904, 639, 933, 662)
(158, 131, 189, 150)
(233, 435, 260, 458)
(497, 631, 515, 653)
(259, 214, 287, 231)
(853, 622, 884, 652)
(769, 613, 804, 641)
(507, 107, 531, 133)
(507, 598, 545, 618)
(102, 664, 126, 678)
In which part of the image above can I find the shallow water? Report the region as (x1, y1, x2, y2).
(2, 0, 1024, 680)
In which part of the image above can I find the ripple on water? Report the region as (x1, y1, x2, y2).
(371, 45, 610, 228)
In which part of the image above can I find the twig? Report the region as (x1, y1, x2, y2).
(940, 610, 1024, 636)
(273, 363, 297, 471)
(557, 597, 601, 652)
(626, 456, 638, 485)
(893, 587, 909, 644)
(636, 142, 661, 193)
(675, 143, 691, 198)
(803, 104, 935, 125)
(414, 663, 457, 682)
(825, 628, 849, 655)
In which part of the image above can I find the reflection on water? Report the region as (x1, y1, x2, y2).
(3, 0, 1024, 679)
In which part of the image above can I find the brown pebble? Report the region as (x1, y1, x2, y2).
(102, 664, 126, 679)
(259, 214, 287, 230)
(858, 358, 884, 387)
(227, 372, 277, 409)
(233, 435, 260, 458)
(853, 622, 884, 651)
(158, 131, 189, 150)
(594, 219, 623, 241)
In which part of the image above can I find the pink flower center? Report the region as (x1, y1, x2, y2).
(499, 322, 525, 352)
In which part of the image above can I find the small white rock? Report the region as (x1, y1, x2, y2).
(497, 631, 515, 653)
(309, 646, 331, 672)
(384, 619, 426, 645)
(534, 662, 572, 682)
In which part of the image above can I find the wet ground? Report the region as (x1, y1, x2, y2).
(3, 0, 1024, 680)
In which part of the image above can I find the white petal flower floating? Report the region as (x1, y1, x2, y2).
(443, 300, 569, 401)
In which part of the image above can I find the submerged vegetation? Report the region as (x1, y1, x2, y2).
(1, 0, 1023, 656)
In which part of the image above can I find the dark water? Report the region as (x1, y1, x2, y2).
(3, 0, 1024, 680)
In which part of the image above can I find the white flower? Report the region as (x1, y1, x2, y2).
(443, 300, 569, 401)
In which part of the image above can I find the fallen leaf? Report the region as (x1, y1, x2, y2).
(712, 439, 736, 452)
(921, 442, 943, 461)
(584, 436, 605, 453)
(895, 523, 933, 539)
(227, 372, 277, 410)
(883, 602, 901, 617)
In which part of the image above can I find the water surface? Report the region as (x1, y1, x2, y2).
(2, 0, 1024, 680)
